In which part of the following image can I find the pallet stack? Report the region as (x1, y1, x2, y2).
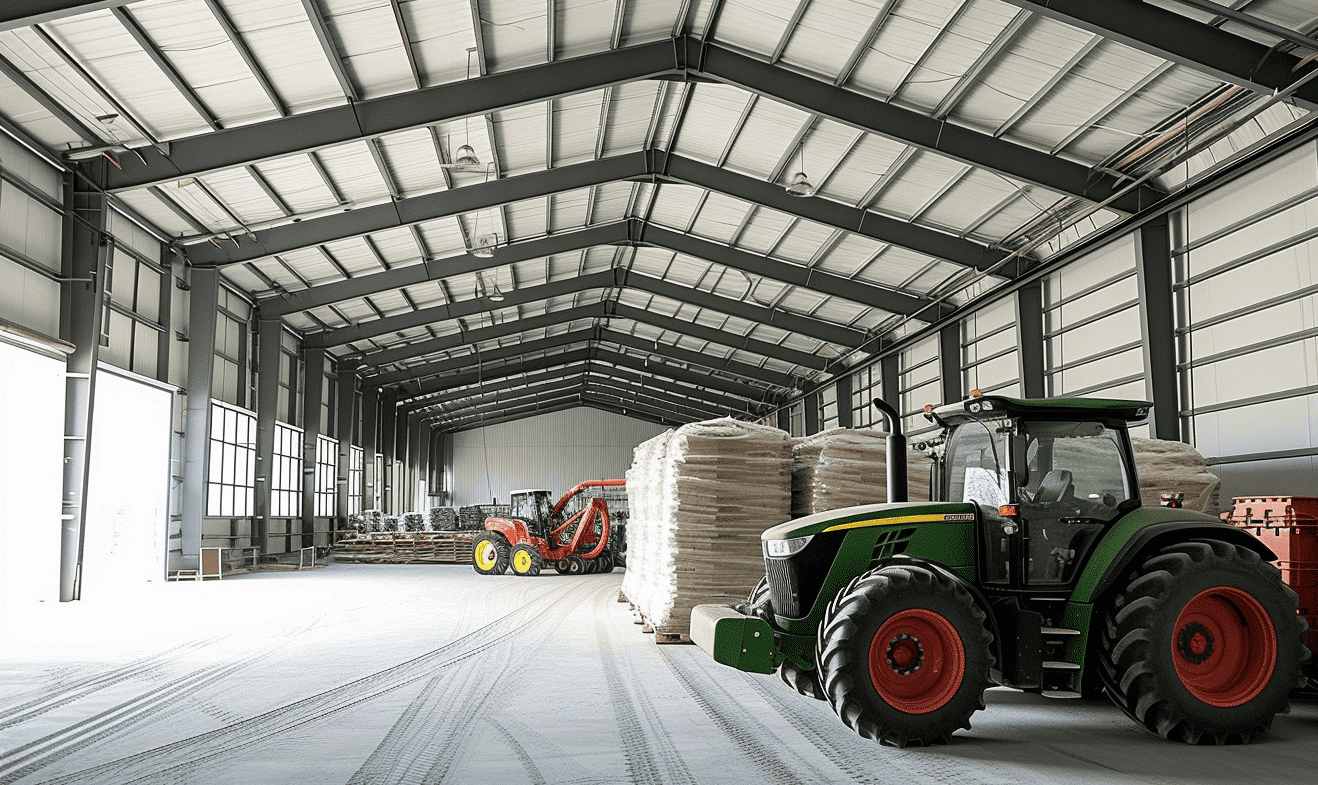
(791, 428, 933, 517)
(330, 531, 477, 564)
(622, 419, 792, 639)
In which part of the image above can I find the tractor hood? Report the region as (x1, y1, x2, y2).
(761, 501, 978, 542)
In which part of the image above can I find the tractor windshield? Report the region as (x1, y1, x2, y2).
(1017, 420, 1135, 521)
(945, 418, 1012, 508)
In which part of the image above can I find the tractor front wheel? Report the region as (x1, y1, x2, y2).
(779, 659, 825, 701)
(1101, 540, 1306, 744)
(472, 533, 509, 575)
(815, 565, 993, 747)
(597, 551, 615, 573)
(564, 555, 585, 575)
(510, 544, 542, 576)
(554, 559, 572, 575)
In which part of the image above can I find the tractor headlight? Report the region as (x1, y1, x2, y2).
(764, 535, 813, 559)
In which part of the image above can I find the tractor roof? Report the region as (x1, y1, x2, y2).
(510, 489, 553, 496)
(927, 395, 1152, 426)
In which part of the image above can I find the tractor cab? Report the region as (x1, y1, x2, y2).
(922, 395, 1149, 589)
(510, 489, 555, 537)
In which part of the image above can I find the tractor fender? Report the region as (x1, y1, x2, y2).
(880, 555, 1004, 671)
(1078, 519, 1277, 605)
(484, 517, 529, 545)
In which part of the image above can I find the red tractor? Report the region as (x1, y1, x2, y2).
(472, 479, 625, 577)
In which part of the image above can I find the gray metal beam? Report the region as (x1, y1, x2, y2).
(0, 54, 103, 144)
(112, 6, 219, 130)
(105, 39, 684, 192)
(1, 1, 138, 31)
(187, 153, 1001, 281)
(58, 161, 110, 601)
(401, 348, 594, 399)
(804, 391, 821, 435)
(252, 314, 282, 556)
(102, 35, 1156, 215)
(1016, 280, 1045, 398)
(1136, 215, 1180, 440)
(360, 382, 377, 509)
(440, 399, 581, 433)
(835, 373, 853, 429)
(601, 328, 794, 388)
(437, 390, 694, 432)
(334, 359, 357, 529)
(379, 388, 397, 513)
(300, 347, 325, 547)
(999, 0, 1318, 111)
(181, 267, 219, 560)
(939, 323, 962, 405)
(356, 299, 825, 374)
(265, 219, 939, 325)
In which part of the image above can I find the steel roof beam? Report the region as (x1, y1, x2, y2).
(1, 1, 138, 31)
(95, 35, 1157, 215)
(373, 327, 792, 389)
(431, 385, 707, 431)
(267, 220, 927, 331)
(0, 54, 103, 143)
(998, 0, 1318, 111)
(437, 396, 688, 433)
(399, 343, 777, 402)
(193, 148, 996, 283)
(356, 299, 826, 372)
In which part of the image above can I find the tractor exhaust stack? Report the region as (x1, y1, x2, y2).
(871, 398, 907, 503)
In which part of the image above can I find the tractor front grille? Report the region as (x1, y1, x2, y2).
(765, 557, 801, 618)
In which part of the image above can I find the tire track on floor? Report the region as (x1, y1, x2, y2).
(0, 640, 216, 731)
(0, 622, 317, 784)
(31, 581, 585, 785)
(658, 650, 828, 785)
(594, 583, 696, 785)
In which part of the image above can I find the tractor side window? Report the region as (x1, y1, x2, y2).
(945, 421, 1010, 508)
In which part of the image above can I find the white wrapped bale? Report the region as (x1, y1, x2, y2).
(791, 428, 934, 517)
(1131, 437, 1221, 514)
(623, 419, 792, 635)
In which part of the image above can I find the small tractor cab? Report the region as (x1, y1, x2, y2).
(472, 479, 625, 577)
(692, 395, 1306, 747)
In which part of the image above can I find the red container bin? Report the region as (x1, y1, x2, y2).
(1222, 496, 1318, 653)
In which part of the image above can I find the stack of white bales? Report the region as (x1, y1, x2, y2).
(1131, 437, 1221, 514)
(791, 428, 933, 517)
(622, 419, 791, 634)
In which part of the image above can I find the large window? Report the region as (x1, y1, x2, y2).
(271, 422, 303, 517)
(314, 435, 337, 516)
(207, 402, 255, 517)
(349, 446, 364, 515)
(850, 365, 880, 427)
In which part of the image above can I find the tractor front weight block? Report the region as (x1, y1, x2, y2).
(691, 604, 776, 674)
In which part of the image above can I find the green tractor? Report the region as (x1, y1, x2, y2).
(691, 395, 1307, 747)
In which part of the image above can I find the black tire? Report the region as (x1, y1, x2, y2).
(815, 565, 994, 747)
(509, 544, 542, 577)
(472, 532, 509, 576)
(565, 555, 585, 575)
(583, 557, 599, 575)
(1100, 540, 1307, 744)
(597, 551, 615, 573)
(554, 559, 572, 575)
(779, 659, 826, 701)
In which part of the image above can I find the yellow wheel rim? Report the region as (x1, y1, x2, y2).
(513, 549, 532, 573)
(475, 542, 497, 571)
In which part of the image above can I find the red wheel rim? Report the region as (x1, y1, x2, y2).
(868, 608, 965, 714)
(1172, 586, 1276, 707)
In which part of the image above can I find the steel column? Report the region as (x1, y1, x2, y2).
(361, 383, 378, 510)
(1016, 279, 1046, 399)
(1136, 215, 1180, 441)
(334, 360, 357, 531)
(939, 323, 962, 405)
(181, 266, 219, 560)
(379, 388, 398, 513)
(776, 408, 790, 432)
(252, 313, 282, 555)
(804, 391, 821, 435)
(880, 355, 900, 420)
(57, 162, 110, 602)
(300, 347, 325, 549)
(835, 374, 853, 429)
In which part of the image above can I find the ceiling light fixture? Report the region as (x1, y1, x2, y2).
(783, 141, 816, 197)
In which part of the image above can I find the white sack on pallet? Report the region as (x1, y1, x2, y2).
(622, 419, 791, 634)
(1131, 437, 1221, 514)
(791, 428, 934, 517)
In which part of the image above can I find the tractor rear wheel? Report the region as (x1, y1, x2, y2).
(554, 559, 572, 575)
(583, 557, 599, 575)
(472, 533, 509, 576)
(815, 565, 993, 747)
(510, 544, 542, 576)
(565, 556, 585, 575)
(1101, 540, 1306, 744)
(597, 552, 615, 573)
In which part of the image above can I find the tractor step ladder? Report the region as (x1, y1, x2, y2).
(1041, 627, 1083, 698)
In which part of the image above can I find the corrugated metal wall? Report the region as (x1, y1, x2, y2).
(449, 408, 668, 507)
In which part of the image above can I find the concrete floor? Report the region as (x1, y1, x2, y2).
(1, 564, 1314, 785)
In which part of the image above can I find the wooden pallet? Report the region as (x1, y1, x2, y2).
(330, 531, 477, 564)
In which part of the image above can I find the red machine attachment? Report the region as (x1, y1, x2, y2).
(1223, 496, 1318, 658)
